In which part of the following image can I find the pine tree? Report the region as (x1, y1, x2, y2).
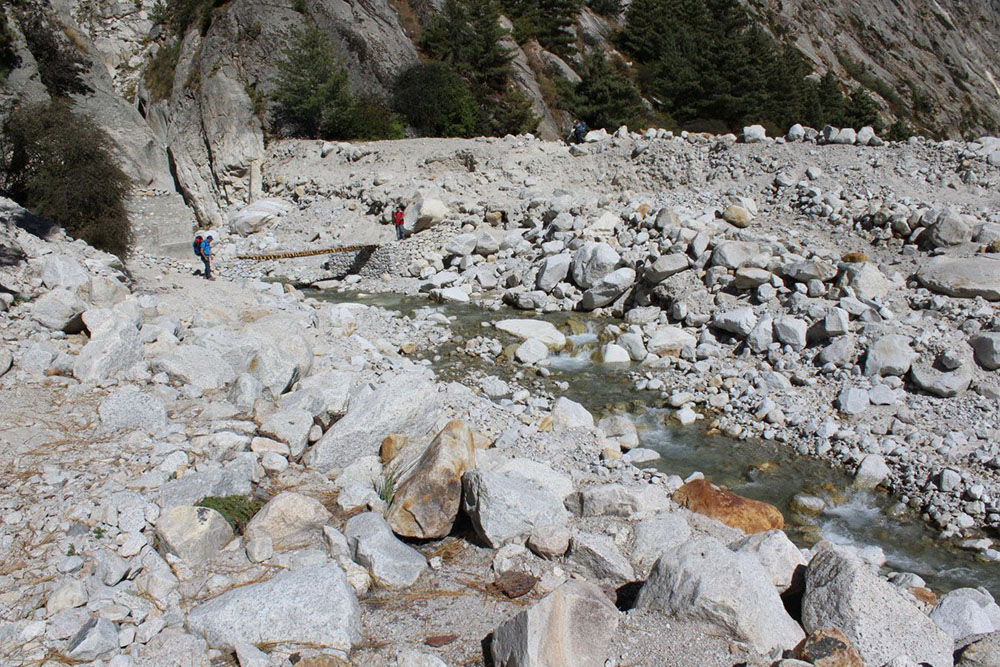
(569, 50, 646, 130)
(816, 71, 844, 127)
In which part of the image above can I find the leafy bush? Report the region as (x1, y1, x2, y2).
(0, 100, 133, 258)
(886, 119, 914, 141)
(197, 495, 265, 534)
(271, 25, 402, 140)
(143, 39, 180, 102)
(500, 0, 580, 56)
(393, 62, 477, 136)
(587, 0, 621, 16)
(13, 5, 91, 97)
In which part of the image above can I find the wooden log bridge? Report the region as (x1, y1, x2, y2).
(234, 243, 379, 262)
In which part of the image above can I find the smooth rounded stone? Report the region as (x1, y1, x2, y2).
(675, 406, 698, 426)
(732, 266, 772, 289)
(930, 588, 1000, 641)
(244, 491, 331, 547)
(386, 420, 476, 539)
(647, 326, 696, 356)
(624, 447, 660, 464)
(790, 494, 826, 516)
(732, 530, 807, 594)
(838, 387, 870, 415)
(832, 127, 857, 144)
(245, 536, 273, 563)
(228, 199, 288, 236)
(462, 469, 570, 548)
(910, 362, 973, 397)
(67, 617, 118, 661)
(917, 256, 1000, 301)
(773, 316, 808, 350)
(646, 253, 690, 283)
(579, 267, 636, 310)
(786, 124, 805, 141)
(572, 241, 621, 289)
(674, 479, 784, 533)
(47, 579, 88, 615)
(432, 286, 470, 303)
(98, 388, 167, 432)
(712, 307, 758, 337)
(722, 204, 753, 228)
(535, 253, 572, 292)
(865, 335, 917, 377)
(344, 512, 427, 588)
(305, 370, 443, 473)
(527, 524, 571, 558)
(597, 414, 639, 449)
(742, 124, 767, 143)
(868, 384, 899, 405)
(549, 397, 594, 429)
(515, 338, 549, 364)
(407, 197, 448, 232)
(155, 506, 233, 569)
(802, 544, 953, 666)
(570, 532, 635, 584)
(258, 408, 314, 458)
(490, 580, 620, 667)
(630, 512, 692, 579)
(495, 319, 566, 349)
(187, 564, 360, 651)
(600, 343, 630, 363)
(853, 454, 890, 490)
(972, 333, 1000, 370)
(784, 259, 838, 283)
(637, 535, 804, 654)
(260, 451, 289, 474)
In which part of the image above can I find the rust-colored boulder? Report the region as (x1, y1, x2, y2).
(673, 479, 784, 533)
(385, 420, 476, 539)
(795, 628, 864, 667)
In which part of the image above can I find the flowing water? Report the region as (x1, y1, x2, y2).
(311, 289, 1000, 596)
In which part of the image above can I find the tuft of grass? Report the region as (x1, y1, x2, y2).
(841, 251, 868, 263)
(197, 495, 265, 534)
(377, 468, 403, 506)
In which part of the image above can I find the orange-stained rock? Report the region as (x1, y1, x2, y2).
(385, 420, 476, 539)
(673, 479, 784, 533)
(795, 627, 864, 667)
(910, 586, 938, 607)
(379, 433, 409, 465)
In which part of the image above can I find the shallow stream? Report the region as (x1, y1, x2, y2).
(311, 289, 999, 597)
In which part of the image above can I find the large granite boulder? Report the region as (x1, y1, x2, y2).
(673, 479, 784, 533)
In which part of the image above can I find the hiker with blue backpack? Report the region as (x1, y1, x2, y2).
(193, 233, 214, 280)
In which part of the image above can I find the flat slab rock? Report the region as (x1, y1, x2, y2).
(917, 256, 1000, 301)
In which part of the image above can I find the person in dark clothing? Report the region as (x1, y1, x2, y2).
(193, 235, 204, 275)
(393, 205, 405, 240)
(200, 235, 214, 280)
(572, 119, 588, 144)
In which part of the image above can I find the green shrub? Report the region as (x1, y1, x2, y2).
(271, 25, 401, 140)
(0, 100, 133, 258)
(560, 49, 646, 131)
(144, 40, 180, 102)
(500, 0, 581, 56)
(0, 9, 21, 83)
(886, 119, 914, 141)
(196, 495, 265, 534)
(587, 0, 621, 16)
(393, 62, 477, 136)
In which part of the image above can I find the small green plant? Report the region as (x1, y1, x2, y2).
(197, 495, 265, 534)
(144, 39, 180, 102)
(92, 526, 105, 539)
(292, 0, 307, 13)
(66, 544, 76, 556)
(377, 468, 403, 506)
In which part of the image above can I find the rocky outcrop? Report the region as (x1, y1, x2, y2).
(673, 479, 785, 533)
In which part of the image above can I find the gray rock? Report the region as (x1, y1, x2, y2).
(854, 454, 890, 490)
(31, 254, 91, 293)
(74, 313, 144, 383)
(244, 491, 331, 547)
(67, 617, 118, 661)
(748, 316, 774, 353)
(516, 338, 549, 364)
(579, 267, 636, 310)
(731, 530, 807, 594)
(784, 260, 838, 283)
(151, 344, 236, 391)
(572, 242, 620, 289)
(567, 484, 669, 517)
(630, 512, 692, 578)
(910, 362, 973, 397)
(838, 387, 870, 415)
(832, 127, 857, 144)
(30, 289, 87, 331)
(971, 333, 1000, 370)
(305, 371, 442, 472)
(958, 631, 1000, 666)
(549, 397, 594, 429)
(445, 233, 478, 257)
(647, 326, 697, 357)
(278, 370, 355, 424)
(787, 124, 805, 141)
(131, 628, 210, 666)
(773, 317, 808, 350)
(732, 266, 772, 289)
(0, 347, 11, 378)
(490, 580, 619, 667)
(802, 544, 953, 666)
(713, 307, 757, 337)
(711, 241, 766, 270)
(99, 389, 167, 432)
(818, 336, 857, 367)
(570, 532, 635, 584)
(927, 210, 974, 247)
(155, 506, 234, 569)
(742, 125, 767, 143)
(535, 253, 572, 293)
(495, 319, 566, 348)
(259, 408, 313, 458)
(344, 512, 426, 588)
(229, 199, 288, 236)
(646, 254, 689, 283)
(917, 256, 1000, 301)
(636, 535, 804, 654)
(462, 469, 570, 547)
(186, 564, 360, 651)
(930, 588, 1000, 641)
(865, 335, 917, 377)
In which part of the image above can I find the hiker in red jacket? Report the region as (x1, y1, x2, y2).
(393, 205, 405, 240)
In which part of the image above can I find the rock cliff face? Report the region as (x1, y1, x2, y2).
(2, 0, 998, 233)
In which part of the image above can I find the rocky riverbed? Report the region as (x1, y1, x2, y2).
(2, 127, 1000, 666)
